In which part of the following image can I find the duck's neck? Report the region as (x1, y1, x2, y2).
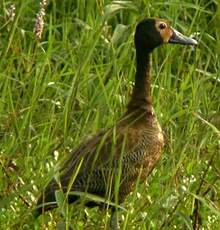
(127, 49, 153, 113)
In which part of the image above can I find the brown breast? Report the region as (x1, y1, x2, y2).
(118, 117, 164, 201)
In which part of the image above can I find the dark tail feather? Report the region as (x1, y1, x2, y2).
(34, 187, 98, 218)
(34, 190, 57, 218)
(33, 207, 41, 218)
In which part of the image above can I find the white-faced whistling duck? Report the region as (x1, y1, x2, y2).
(35, 18, 197, 229)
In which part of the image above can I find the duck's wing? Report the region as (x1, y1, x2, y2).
(59, 124, 141, 185)
(35, 125, 141, 216)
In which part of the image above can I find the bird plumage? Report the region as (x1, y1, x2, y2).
(35, 18, 197, 227)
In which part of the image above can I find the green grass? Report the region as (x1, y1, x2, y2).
(0, 0, 219, 229)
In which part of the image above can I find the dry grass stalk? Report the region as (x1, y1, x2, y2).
(33, 0, 47, 40)
(6, 4, 16, 21)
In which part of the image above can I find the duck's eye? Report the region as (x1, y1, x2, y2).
(159, 23, 167, 30)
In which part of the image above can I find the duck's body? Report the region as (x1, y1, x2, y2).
(35, 18, 197, 227)
(39, 108, 163, 210)
(69, 110, 164, 202)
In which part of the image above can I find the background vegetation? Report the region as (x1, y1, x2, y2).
(0, 0, 219, 229)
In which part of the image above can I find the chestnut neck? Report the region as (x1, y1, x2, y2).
(127, 47, 153, 114)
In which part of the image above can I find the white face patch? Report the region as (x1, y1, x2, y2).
(155, 20, 173, 43)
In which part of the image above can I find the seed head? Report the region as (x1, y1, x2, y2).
(33, 0, 47, 40)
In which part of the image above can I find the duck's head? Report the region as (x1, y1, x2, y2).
(135, 18, 197, 52)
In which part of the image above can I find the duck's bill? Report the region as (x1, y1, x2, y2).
(169, 28, 198, 46)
